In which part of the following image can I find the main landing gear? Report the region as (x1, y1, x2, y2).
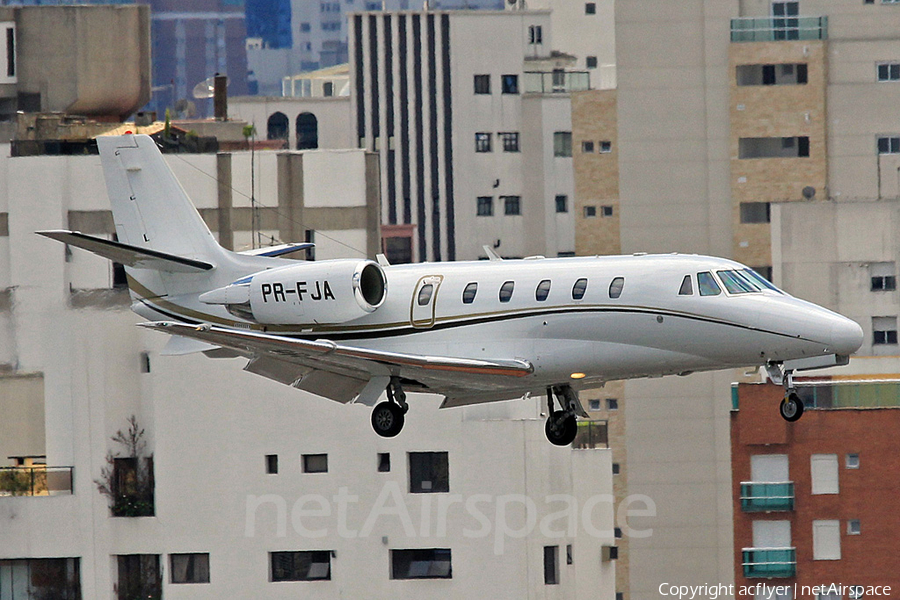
(767, 363, 804, 422)
(371, 377, 408, 438)
(545, 385, 586, 446)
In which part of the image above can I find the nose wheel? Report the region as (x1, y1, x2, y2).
(544, 385, 587, 446)
(767, 363, 805, 422)
(371, 377, 409, 438)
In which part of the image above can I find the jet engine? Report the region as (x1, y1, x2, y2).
(199, 259, 387, 325)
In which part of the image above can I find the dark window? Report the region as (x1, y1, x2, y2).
(877, 136, 900, 154)
(736, 63, 808, 86)
(391, 548, 452, 579)
(499, 281, 515, 303)
(112, 457, 155, 517)
(417, 284, 434, 306)
(739, 137, 810, 158)
(529, 25, 543, 44)
(271, 551, 331, 581)
(171, 553, 210, 584)
(586, 56, 598, 69)
(609, 277, 624, 299)
(878, 62, 900, 82)
(462, 282, 478, 303)
(584, 206, 597, 217)
(503, 196, 521, 215)
(1, 559, 81, 600)
(614, 527, 623, 538)
(302, 454, 328, 473)
(501, 74, 519, 94)
(113, 262, 128, 288)
(582, 140, 595, 153)
(612, 463, 620, 475)
(535, 279, 551, 301)
(474, 74, 490, 94)
(601, 205, 614, 217)
(572, 278, 588, 300)
(475, 132, 492, 152)
(118, 555, 161, 600)
(697, 271, 721, 296)
(266, 454, 278, 474)
(296, 112, 318, 150)
(872, 275, 897, 291)
(554, 132, 572, 157)
(6, 27, 14, 78)
(679, 275, 693, 296)
(300, 22, 311, 32)
(378, 453, 391, 472)
(500, 132, 520, 152)
(543, 546, 559, 585)
(555, 195, 568, 213)
(409, 451, 449, 493)
(740, 202, 771, 223)
(567, 544, 573, 565)
(607, 398, 618, 411)
(873, 317, 898, 344)
(140, 352, 150, 373)
(384, 235, 412, 264)
(599, 141, 612, 153)
(477, 196, 493, 216)
(267, 112, 289, 141)
(585, 2, 596, 13)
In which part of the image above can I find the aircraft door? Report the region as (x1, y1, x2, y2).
(410, 275, 443, 329)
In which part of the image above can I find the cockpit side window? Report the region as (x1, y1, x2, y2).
(609, 277, 625, 299)
(697, 272, 721, 296)
(743, 268, 783, 294)
(678, 275, 693, 296)
(717, 270, 761, 294)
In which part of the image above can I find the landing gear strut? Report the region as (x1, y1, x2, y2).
(371, 377, 409, 438)
(544, 385, 586, 446)
(767, 363, 804, 422)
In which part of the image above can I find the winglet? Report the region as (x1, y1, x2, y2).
(482, 245, 502, 261)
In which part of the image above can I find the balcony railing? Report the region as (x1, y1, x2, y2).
(0, 466, 74, 496)
(742, 547, 796, 578)
(523, 71, 590, 94)
(731, 16, 827, 42)
(740, 482, 794, 512)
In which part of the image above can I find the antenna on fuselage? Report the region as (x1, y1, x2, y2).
(483, 245, 503, 261)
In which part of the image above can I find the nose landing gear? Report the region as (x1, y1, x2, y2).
(371, 377, 409, 438)
(767, 363, 804, 422)
(544, 385, 587, 446)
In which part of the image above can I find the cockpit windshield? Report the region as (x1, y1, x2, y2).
(716, 270, 762, 294)
(742, 268, 784, 294)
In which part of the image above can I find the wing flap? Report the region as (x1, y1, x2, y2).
(37, 230, 214, 272)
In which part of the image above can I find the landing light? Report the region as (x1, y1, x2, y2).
(570, 372, 586, 380)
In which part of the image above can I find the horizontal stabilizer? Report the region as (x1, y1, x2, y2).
(37, 230, 214, 273)
(239, 243, 314, 258)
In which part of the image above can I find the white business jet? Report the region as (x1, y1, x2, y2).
(38, 135, 864, 446)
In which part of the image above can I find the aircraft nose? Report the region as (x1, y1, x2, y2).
(831, 317, 864, 356)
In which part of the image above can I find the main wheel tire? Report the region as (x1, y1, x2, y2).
(545, 411, 578, 446)
(372, 401, 405, 438)
(779, 393, 804, 422)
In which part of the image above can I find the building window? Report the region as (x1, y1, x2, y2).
(572, 278, 588, 300)
(474, 74, 491, 94)
(873, 316, 898, 344)
(409, 451, 449, 493)
(555, 195, 568, 213)
(6, 25, 15, 79)
(543, 546, 559, 585)
(266, 454, 278, 474)
(391, 549, 451, 579)
(140, 352, 151, 373)
(554, 132, 572, 157)
(501, 74, 519, 94)
(848, 520, 861, 535)
(846, 453, 860, 469)
(614, 527, 623, 538)
(302, 454, 328, 473)
(739, 137, 810, 158)
(118, 555, 161, 600)
(607, 398, 618, 411)
(612, 463, 620, 475)
(270, 551, 331, 581)
(529, 25, 543, 45)
(870, 263, 896, 291)
(500, 132, 520, 152)
(600, 141, 612, 153)
(589, 399, 601, 411)
(601, 205, 614, 217)
(740, 202, 771, 224)
(378, 453, 391, 472)
(477, 196, 493, 216)
(503, 196, 522, 215)
(462, 282, 478, 304)
(582, 140, 595, 153)
(499, 280, 515, 303)
(300, 22, 311, 32)
(585, 2, 596, 14)
(170, 553, 210, 584)
(609, 277, 625, 299)
(584, 206, 597, 218)
(878, 62, 900, 81)
(475, 132, 492, 153)
(810, 454, 839, 494)
(736, 63, 808, 86)
(0, 559, 81, 599)
(586, 56, 598, 69)
(812, 520, 841, 560)
(878, 136, 900, 154)
(535, 279, 551, 302)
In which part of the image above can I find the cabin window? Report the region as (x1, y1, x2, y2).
(418, 284, 434, 305)
(499, 281, 515, 303)
(536, 280, 551, 302)
(608, 277, 624, 299)
(717, 270, 761, 294)
(679, 275, 693, 296)
(462, 282, 478, 304)
(697, 272, 721, 296)
(572, 278, 588, 300)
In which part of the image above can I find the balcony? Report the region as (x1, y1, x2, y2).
(740, 482, 794, 512)
(731, 16, 827, 42)
(0, 466, 74, 496)
(523, 71, 590, 95)
(742, 547, 796, 578)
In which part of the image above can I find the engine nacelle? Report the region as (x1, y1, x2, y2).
(200, 259, 387, 325)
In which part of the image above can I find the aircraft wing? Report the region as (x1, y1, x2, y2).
(138, 321, 534, 406)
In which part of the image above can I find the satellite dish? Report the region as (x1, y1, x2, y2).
(802, 186, 816, 199)
(192, 76, 228, 99)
